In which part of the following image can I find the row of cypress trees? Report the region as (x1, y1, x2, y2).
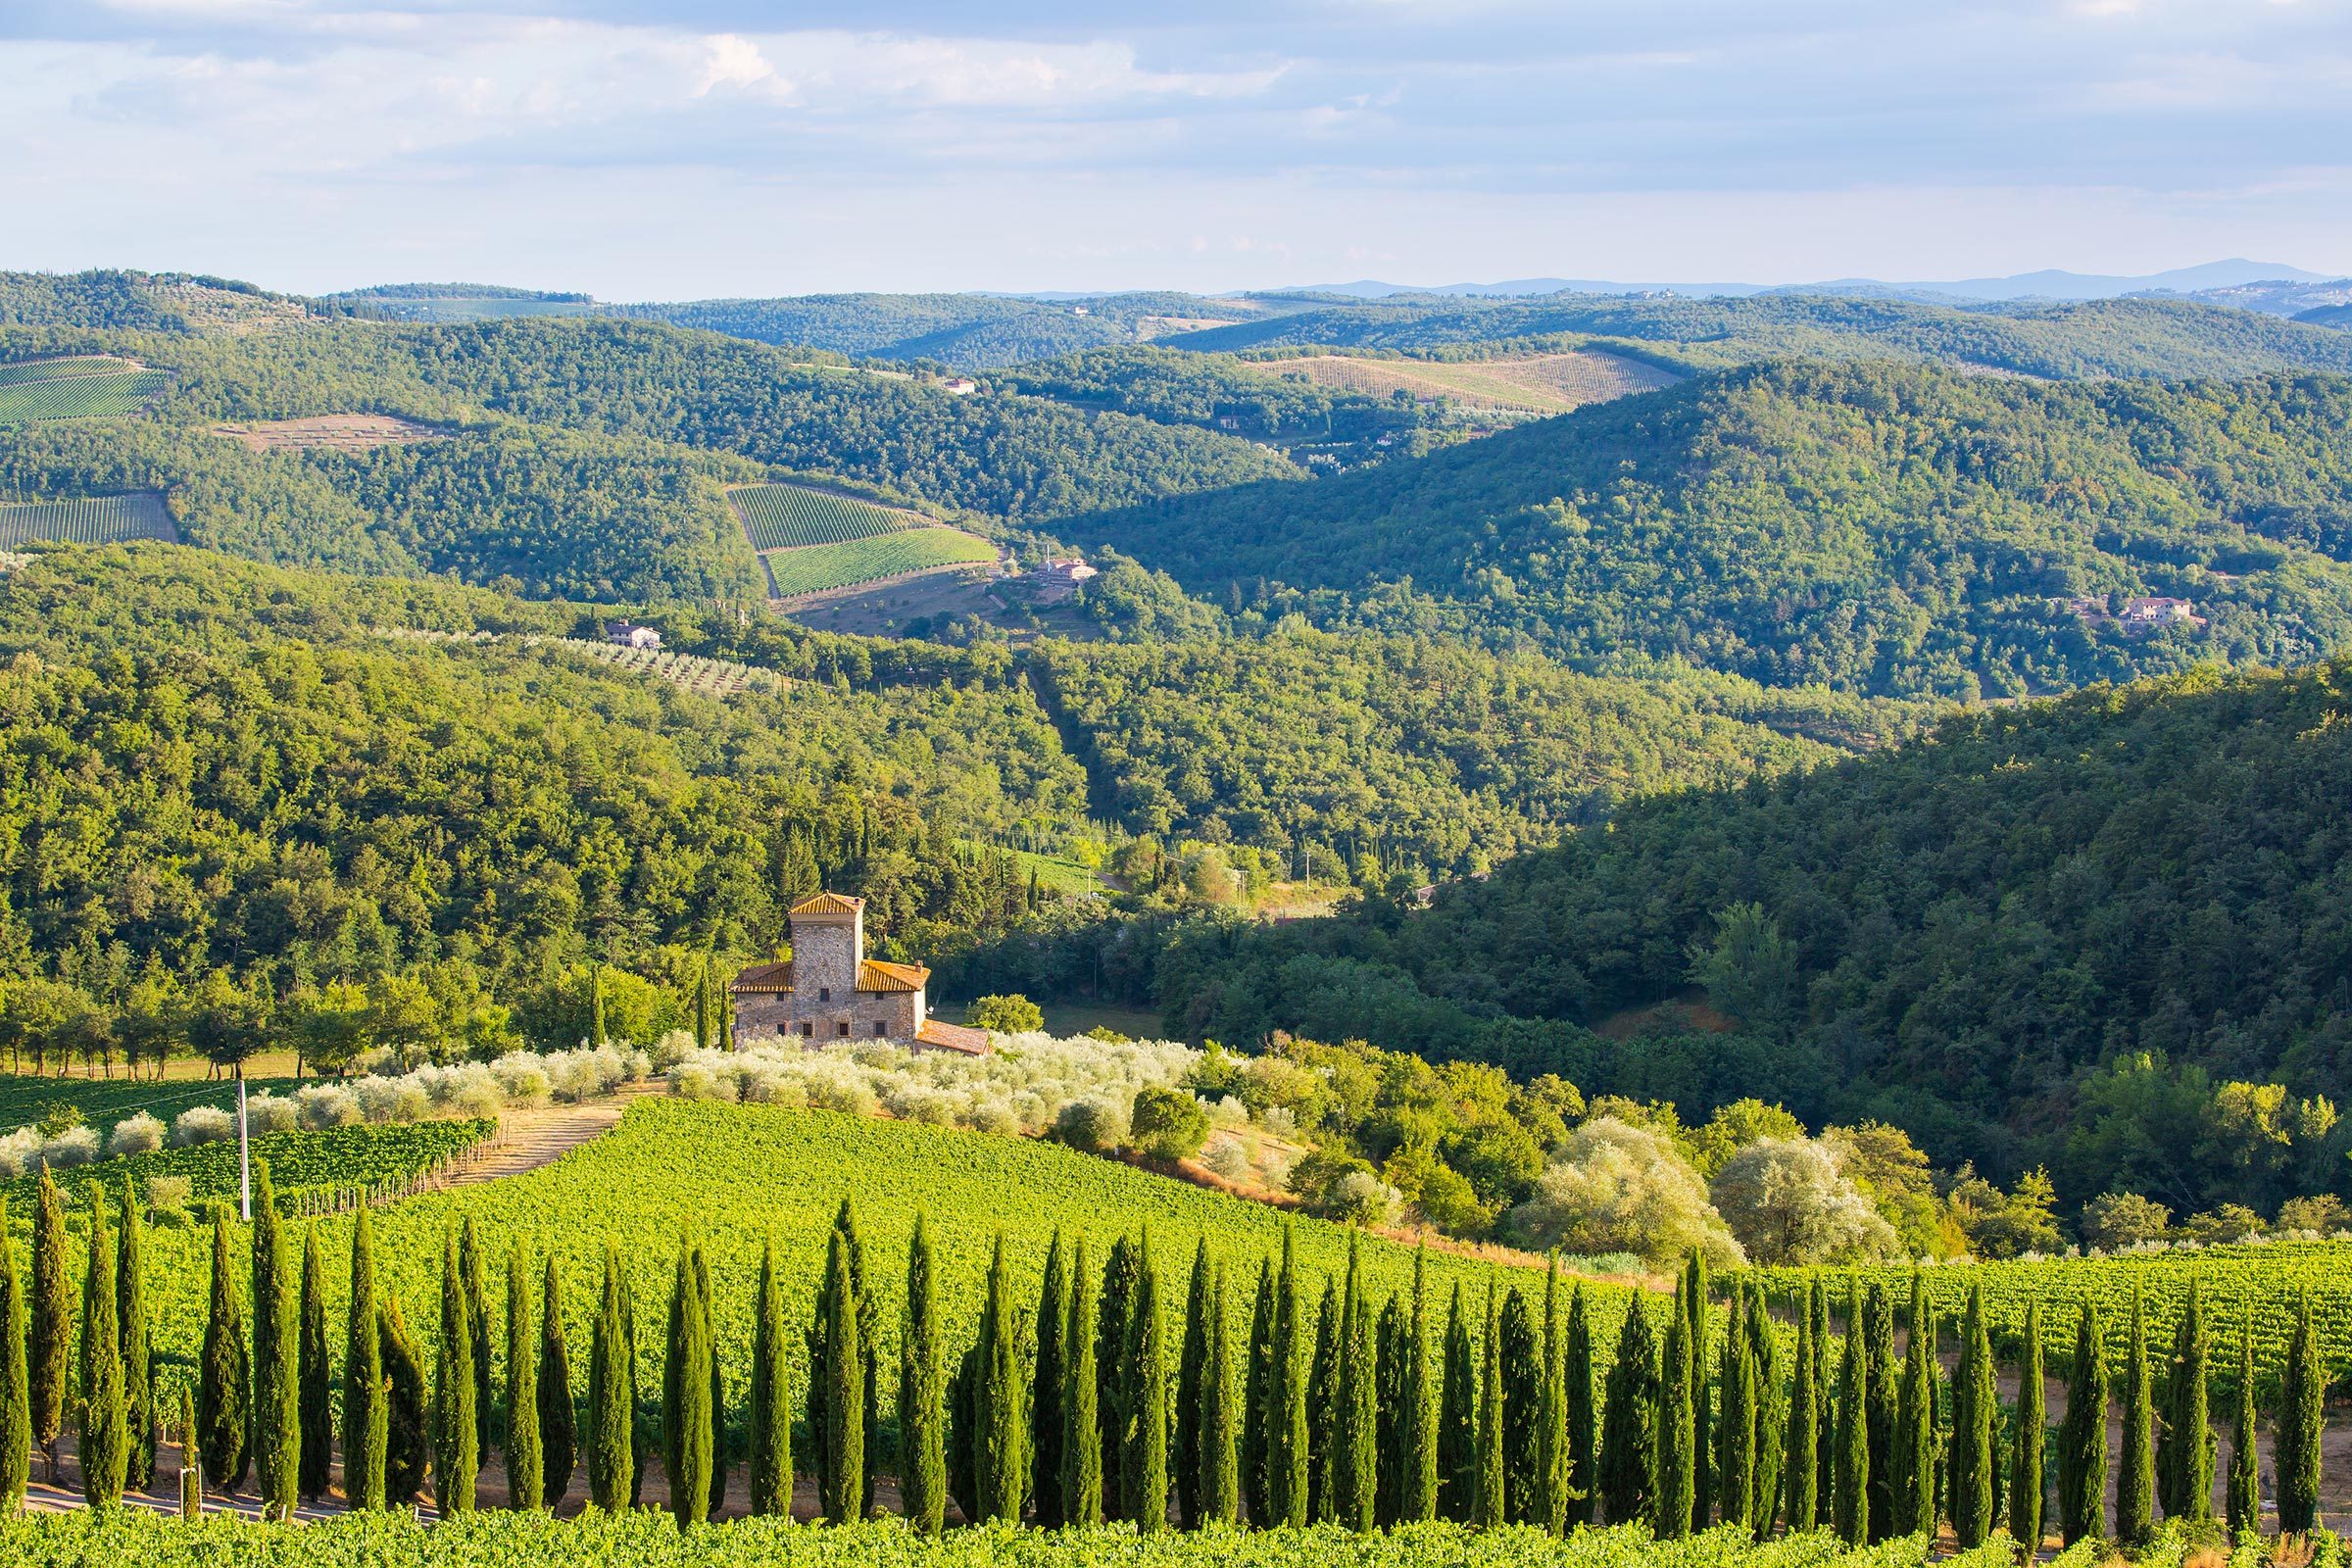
(0, 1190, 2329, 1542)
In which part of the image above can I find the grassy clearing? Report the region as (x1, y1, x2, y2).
(1268, 351, 1680, 414)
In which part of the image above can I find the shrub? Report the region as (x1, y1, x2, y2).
(0, 1127, 40, 1179)
(1709, 1137, 1901, 1265)
(489, 1054, 553, 1106)
(108, 1112, 168, 1156)
(2277, 1196, 2350, 1236)
(39, 1124, 101, 1167)
(145, 1175, 194, 1213)
(295, 1084, 362, 1129)
(2184, 1204, 2265, 1244)
(35, 1104, 85, 1139)
(1203, 1139, 1253, 1181)
(2081, 1192, 2172, 1251)
(1507, 1115, 1744, 1269)
(355, 1075, 430, 1125)
(1053, 1094, 1130, 1154)
(965, 995, 1046, 1034)
(245, 1093, 299, 1134)
(1130, 1087, 1210, 1161)
(1329, 1170, 1404, 1228)
(173, 1105, 236, 1147)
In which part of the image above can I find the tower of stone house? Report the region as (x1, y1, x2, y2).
(786, 892, 863, 1030)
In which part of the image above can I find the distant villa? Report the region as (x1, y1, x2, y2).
(728, 892, 989, 1054)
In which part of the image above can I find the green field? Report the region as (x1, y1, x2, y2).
(3, 1117, 493, 1214)
(730, 482, 921, 550)
(765, 525, 997, 598)
(0, 492, 176, 546)
(0, 356, 172, 422)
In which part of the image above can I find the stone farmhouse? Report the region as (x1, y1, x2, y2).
(728, 892, 989, 1054)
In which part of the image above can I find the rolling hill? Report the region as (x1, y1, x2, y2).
(1061, 360, 2352, 699)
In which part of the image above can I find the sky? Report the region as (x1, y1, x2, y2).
(5, 0, 2352, 300)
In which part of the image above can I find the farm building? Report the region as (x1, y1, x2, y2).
(604, 619, 662, 650)
(730, 892, 989, 1054)
(1028, 557, 1099, 605)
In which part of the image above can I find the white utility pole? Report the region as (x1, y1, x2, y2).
(237, 1066, 251, 1222)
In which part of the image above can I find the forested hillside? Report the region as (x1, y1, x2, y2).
(1170, 291, 2352, 379)
(1066, 361, 2352, 698)
(1139, 658, 2352, 1208)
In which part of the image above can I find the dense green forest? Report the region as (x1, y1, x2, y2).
(1120, 658, 2352, 1213)
(1065, 361, 2352, 698)
(1168, 291, 2352, 379)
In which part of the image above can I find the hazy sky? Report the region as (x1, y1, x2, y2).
(7, 1, 2351, 298)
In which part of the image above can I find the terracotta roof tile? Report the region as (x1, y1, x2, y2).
(914, 1019, 991, 1055)
(858, 959, 929, 994)
(728, 960, 794, 994)
(790, 891, 864, 916)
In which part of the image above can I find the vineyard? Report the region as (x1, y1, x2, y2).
(571, 639, 785, 695)
(1, 1117, 495, 1216)
(1265, 352, 1680, 415)
(765, 526, 999, 599)
(728, 483, 924, 550)
(0, 492, 177, 547)
(0, 1513, 2093, 1568)
(0, 355, 172, 422)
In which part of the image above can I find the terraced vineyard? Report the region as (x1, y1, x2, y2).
(729, 482, 921, 550)
(0, 354, 172, 422)
(765, 525, 998, 599)
(0, 492, 176, 547)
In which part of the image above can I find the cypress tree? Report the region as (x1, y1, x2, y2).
(381, 1296, 428, 1504)
(819, 1227, 863, 1523)
(1241, 1255, 1273, 1526)
(1268, 1226, 1309, 1526)
(1714, 1286, 1755, 1531)
(1498, 1285, 1541, 1524)
(434, 1230, 479, 1515)
(78, 1194, 126, 1506)
(1688, 1251, 1712, 1525)
(506, 1239, 543, 1510)
(0, 1199, 27, 1511)
(2158, 1275, 2213, 1523)
(979, 1231, 1028, 1525)
(540, 1254, 576, 1511)
(297, 1228, 331, 1503)
(1563, 1278, 1594, 1531)
(1098, 1233, 1139, 1518)
(1832, 1275, 1869, 1545)
(1654, 1278, 1697, 1540)
(1031, 1229, 1068, 1528)
(1950, 1280, 1995, 1547)
(1376, 1294, 1404, 1527)
(117, 1179, 155, 1494)
(750, 1235, 795, 1519)
(178, 1385, 201, 1517)
(1473, 1282, 1506, 1529)
(1598, 1298, 1656, 1525)
(1861, 1282, 1896, 1543)
(697, 1250, 724, 1519)
(251, 1160, 298, 1519)
(198, 1206, 250, 1493)
(1404, 1249, 1439, 1524)
(1200, 1261, 1240, 1527)
(343, 1207, 387, 1511)
(2057, 1297, 2108, 1544)
(619, 1261, 645, 1508)
(1893, 1273, 1936, 1537)
(461, 1218, 492, 1461)
(1748, 1284, 1785, 1541)
(801, 1200, 878, 1517)
(2009, 1297, 2045, 1553)
(28, 1169, 69, 1485)
(587, 1246, 633, 1511)
(948, 1344, 978, 1526)
(2226, 1304, 2258, 1536)
(663, 1242, 712, 1528)
(1437, 1279, 1476, 1520)
(1063, 1235, 1103, 1528)
(2116, 1281, 2156, 1546)
(2278, 1289, 2323, 1536)
(1536, 1262, 1567, 1534)
(1786, 1284, 1821, 1532)
(1128, 1243, 1170, 1531)
(1808, 1275, 1832, 1515)
(1335, 1240, 1376, 1531)
(1306, 1275, 1339, 1521)
(1175, 1237, 1206, 1528)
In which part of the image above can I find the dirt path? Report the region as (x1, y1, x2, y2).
(432, 1085, 662, 1189)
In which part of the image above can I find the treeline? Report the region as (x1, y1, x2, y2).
(1064, 360, 2352, 700)
(1136, 659, 2352, 1214)
(1166, 291, 2352, 381)
(998, 347, 1436, 461)
(0, 548, 1088, 1013)
(8, 1175, 2323, 1546)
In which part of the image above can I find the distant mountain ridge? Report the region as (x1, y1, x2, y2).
(1272, 258, 2332, 304)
